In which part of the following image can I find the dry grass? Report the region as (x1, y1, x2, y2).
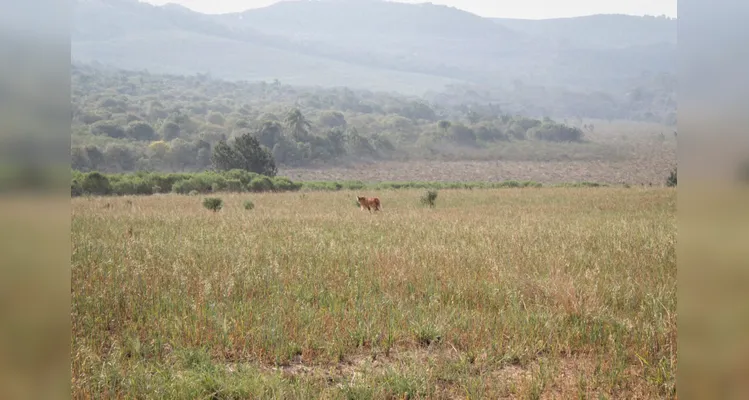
(71, 187, 676, 399)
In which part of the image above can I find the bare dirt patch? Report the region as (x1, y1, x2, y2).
(281, 123, 677, 185)
(280, 158, 675, 185)
(243, 347, 652, 399)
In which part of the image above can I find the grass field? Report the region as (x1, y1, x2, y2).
(71, 187, 676, 399)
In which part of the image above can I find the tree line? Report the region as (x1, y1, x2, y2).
(71, 168, 300, 197)
(71, 64, 590, 174)
(71, 168, 583, 198)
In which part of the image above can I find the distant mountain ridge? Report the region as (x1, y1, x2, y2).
(72, 0, 676, 101)
(492, 14, 676, 49)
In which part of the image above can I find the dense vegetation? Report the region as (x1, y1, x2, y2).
(71, 64, 591, 173)
(71, 169, 301, 197)
(72, 169, 606, 197)
(71, 1, 677, 175)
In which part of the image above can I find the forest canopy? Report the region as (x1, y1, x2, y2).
(71, 64, 671, 174)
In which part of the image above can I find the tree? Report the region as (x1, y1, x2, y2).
(146, 141, 170, 170)
(126, 121, 156, 141)
(466, 111, 481, 124)
(84, 146, 105, 169)
(326, 128, 347, 157)
(474, 122, 507, 142)
(212, 133, 277, 176)
(71, 147, 91, 171)
(345, 128, 375, 156)
(285, 108, 312, 142)
(206, 111, 226, 126)
(197, 147, 212, 169)
(147, 100, 168, 120)
(147, 140, 168, 156)
(211, 141, 241, 171)
(104, 144, 137, 171)
(234, 119, 251, 130)
(530, 123, 584, 142)
(161, 121, 180, 140)
(255, 120, 283, 149)
(71, 145, 106, 171)
(90, 120, 125, 139)
(438, 120, 451, 135)
(319, 110, 347, 128)
(449, 123, 477, 145)
(167, 139, 197, 171)
(271, 136, 305, 166)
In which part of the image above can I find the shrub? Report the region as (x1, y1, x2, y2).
(171, 180, 189, 194)
(499, 180, 522, 188)
(340, 180, 366, 191)
(667, 168, 677, 187)
(81, 172, 111, 195)
(248, 176, 274, 192)
(149, 173, 186, 193)
(202, 197, 223, 212)
(225, 179, 244, 192)
(530, 122, 584, 142)
(173, 176, 213, 194)
(208, 176, 228, 192)
(110, 177, 153, 196)
(420, 190, 438, 208)
(71, 171, 309, 197)
(272, 177, 302, 192)
(243, 200, 255, 210)
(71, 178, 83, 197)
(224, 169, 261, 186)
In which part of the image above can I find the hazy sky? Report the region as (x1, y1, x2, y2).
(142, 0, 677, 19)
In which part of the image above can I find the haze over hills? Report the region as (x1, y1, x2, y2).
(72, 0, 676, 122)
(493, 14, 676, 49)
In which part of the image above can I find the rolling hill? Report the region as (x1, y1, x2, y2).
(493, 14, 676, 49)
(72, 0, 676, 119)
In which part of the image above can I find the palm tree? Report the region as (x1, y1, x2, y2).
(285, 108, 312, 142)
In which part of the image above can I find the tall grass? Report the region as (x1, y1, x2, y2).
(71, 187, 676, 398)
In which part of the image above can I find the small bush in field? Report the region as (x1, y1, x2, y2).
(202, 197, 223, 212)
(666, 168, 677, 187)
(420, 190, 438, 208)
(243, 200, 255, 210)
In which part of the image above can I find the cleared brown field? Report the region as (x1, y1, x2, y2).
(71, 187, 676, 399)
(281, 121, 677, 186)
